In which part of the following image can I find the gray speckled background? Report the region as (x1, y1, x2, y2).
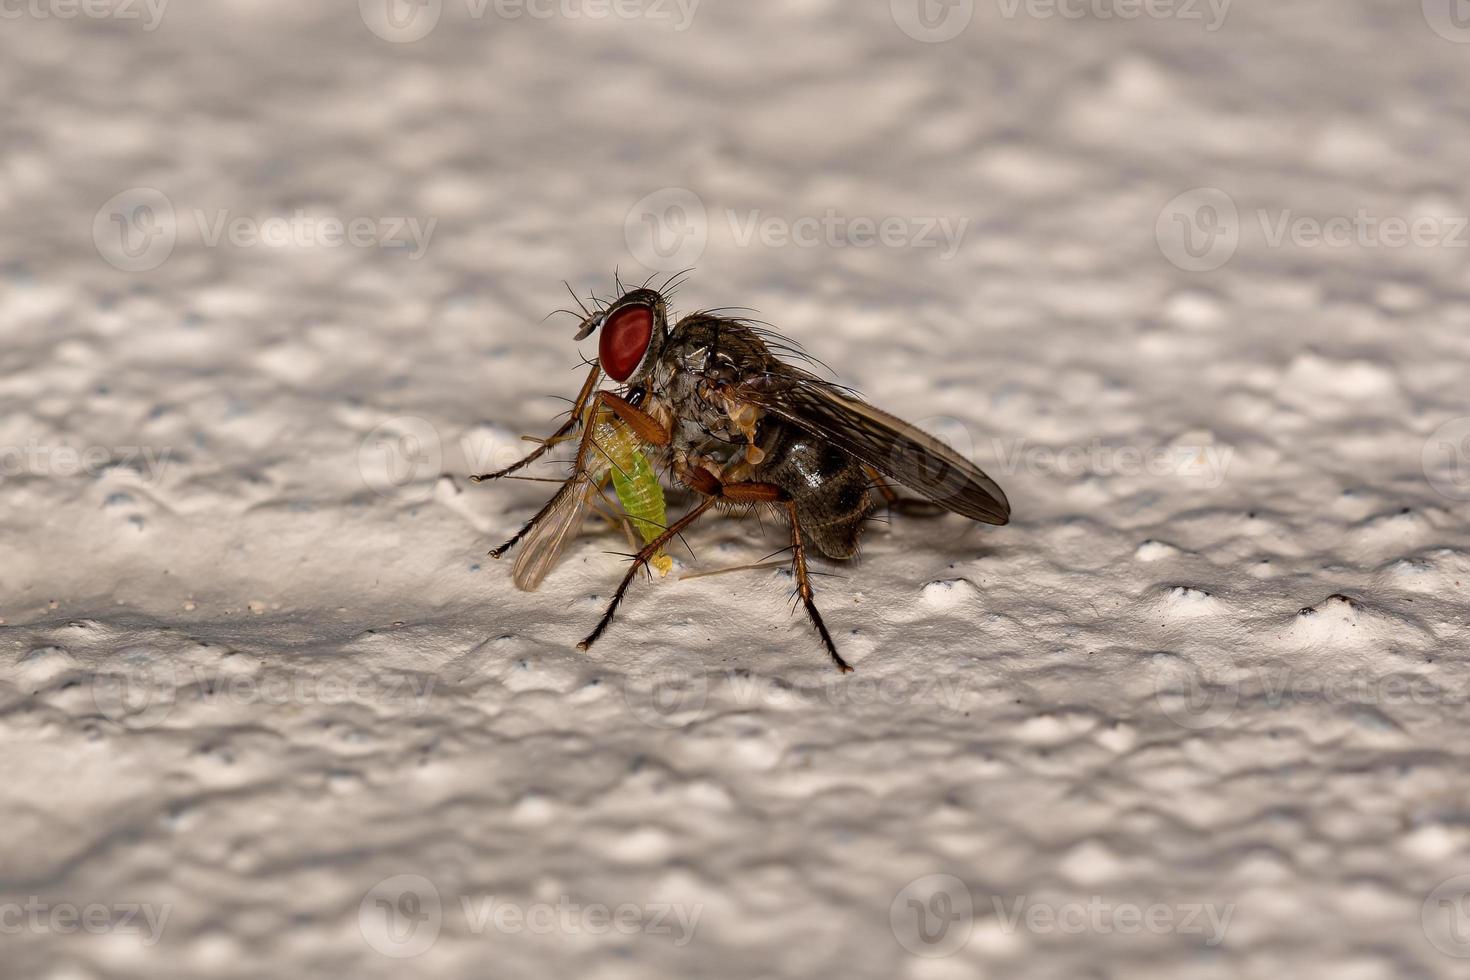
(4, 1, 1470, 977)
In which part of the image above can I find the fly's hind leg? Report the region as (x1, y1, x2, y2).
(863, 465, 944, 518)
(785, 499, 853, 673)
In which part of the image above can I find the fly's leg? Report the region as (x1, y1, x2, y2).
(577, 466, 782, 653)
(577, 496, 716, 651)
(469, 364, 601, 483)
(785, 499, 853, 673)
(489, 388, 670, 558)
(862, 465, 944, 518)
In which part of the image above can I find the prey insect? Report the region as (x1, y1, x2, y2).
(507, 403, 673, 591)
(473, 277, 1010, 672)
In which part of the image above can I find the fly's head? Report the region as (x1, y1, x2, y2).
(574, 288, 669, 386)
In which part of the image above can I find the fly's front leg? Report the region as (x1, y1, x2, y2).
(578, 496, 715, 652)
(578, 463, 778, 654)
(470, 364, 601, 483)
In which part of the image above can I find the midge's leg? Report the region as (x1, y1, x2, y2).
(785, 499, 852, 673)
(486, 387, 671, 559)
(469, 364, 602, 483)
(577, 467, 784, 653)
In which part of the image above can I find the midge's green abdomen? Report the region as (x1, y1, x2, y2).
(590, 408, 673, 575)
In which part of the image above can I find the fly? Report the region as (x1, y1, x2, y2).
(473, 276, 1010, 672)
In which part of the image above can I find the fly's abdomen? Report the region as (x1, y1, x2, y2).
(592, 410, 673, 574)
(760, 431, 873, 560)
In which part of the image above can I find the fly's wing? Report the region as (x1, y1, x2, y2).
(512, 477, 598, 591)
(737, 371, 1011, 525)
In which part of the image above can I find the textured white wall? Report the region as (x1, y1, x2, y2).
(3, 1, 1470, 977)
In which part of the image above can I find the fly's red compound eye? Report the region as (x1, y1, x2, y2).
(598, 304, 653, 381)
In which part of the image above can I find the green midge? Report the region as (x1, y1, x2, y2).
(591, 410, 672, 571)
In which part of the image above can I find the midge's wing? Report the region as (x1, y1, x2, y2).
(512, 477, 598, 591)
(736, 372, 1011, 525)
